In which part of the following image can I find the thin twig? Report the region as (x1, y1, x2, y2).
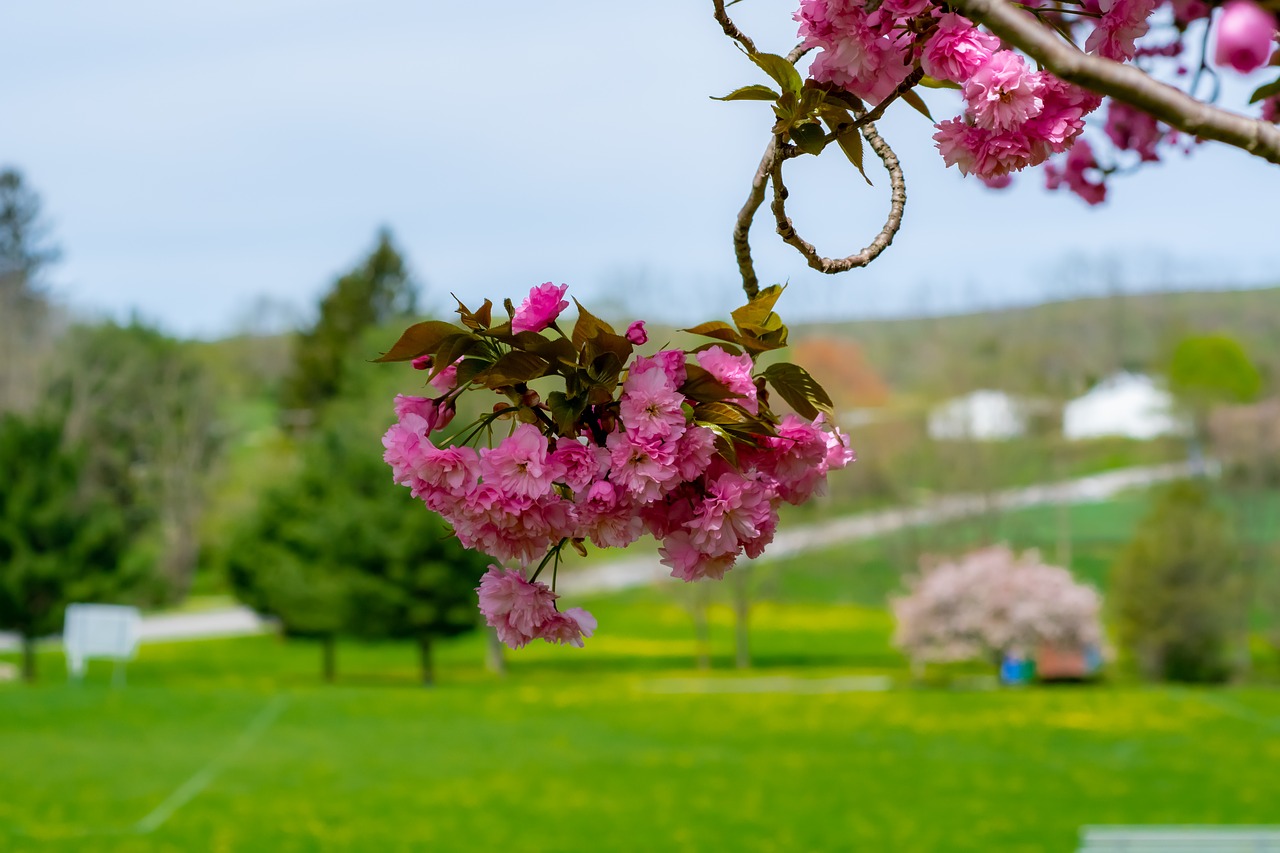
(785, 42, 812, 65)
(780, 67, 925, 161)
(769, 119, 907, 274)
(950, 0, 1280, 164)
(712, 0, 757, 55)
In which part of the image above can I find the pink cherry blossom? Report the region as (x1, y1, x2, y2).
(539, 608, 598, 647)
(479, 423, 559, 500)
(696, 346, 758, 414)
(631, 351, 688, 387)
(476, 567, 561, 648)
(964, 51, 1046, 132)
(394, 394, 455, 435)
(551, 437, 605, 493)
(511, 282, 570, 334)
(625, 320, 648, 345)
(1214, 0, 1277, 73)
(620, 367, 688, 441)
(606, 430, 679, 502)
(922, 14, 1000, 83)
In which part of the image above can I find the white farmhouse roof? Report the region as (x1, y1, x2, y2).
(1063, 372, 1185, 440)
(928, 390, 1028, 441)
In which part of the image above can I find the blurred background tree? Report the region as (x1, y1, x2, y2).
(0, 413, 135, 682)
(280, 229, 418, 425)
(226, 417, 488, 685)
(0, 168, 60, 416)
(1111, 480, 1246, 683)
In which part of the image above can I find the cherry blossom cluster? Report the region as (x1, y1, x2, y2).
(794, 0, 1279, 203)
(380, 282, 852, 649)
(892, 545, 1105, 665)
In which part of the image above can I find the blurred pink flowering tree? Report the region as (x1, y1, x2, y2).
(712, 0, 1279, 293)
(892, 545, 1104, 666)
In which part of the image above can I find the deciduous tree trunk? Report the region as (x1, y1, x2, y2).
(418, 635, 435, 687)
(733, 569, 751, 670)
(21, 635, 36, 683)
(321, 634, 336, 684)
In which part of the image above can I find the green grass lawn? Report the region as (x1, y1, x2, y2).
(4, 595, 1280, 852)
(5, 489, 1280, 851)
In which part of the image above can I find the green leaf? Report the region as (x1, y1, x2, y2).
(1249, 76, 1280, 104)
(546, 391, 586, 434)
(455, 297, 493, 330)
(918, 75, 962, 90)
(712, 84, 780, 102)
(478, 351, 550, 387)
(750, 52, 804, 99)
(689, 340, 744, 357)
(373, 320, 464, 363)
(820, 106, 871, 186)
(454, 356, 493, 387)
(899, 88, 933, 121)
(822, 88, 864, 112)
(571, 299, 616, 351)
(762, 362, 835, 419)
(791, 122, 827, 155)
(694, 401, 759, 426)
(681, 321, 742, 347)
(427, 334, 480, 381)
(731, 283, 786, 332)
(513, 332, 578, 366)
(701, 423, 739, 467)
(738, 324, 790, 355)
(680, 364, 738, 404)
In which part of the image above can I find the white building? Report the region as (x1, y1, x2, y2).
(1063, 372, 1185, 440)
(928, 390, 1029, 441)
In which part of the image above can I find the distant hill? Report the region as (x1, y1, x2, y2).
(794, 287, 1280, 399)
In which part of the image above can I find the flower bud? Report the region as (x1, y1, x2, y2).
(1215, 0, 1277, 74)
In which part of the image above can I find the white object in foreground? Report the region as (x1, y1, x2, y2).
(64, 603, 141, 683)
(1079, 826, 1280, 851)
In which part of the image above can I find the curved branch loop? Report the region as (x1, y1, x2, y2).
(769, 120, 907, 275)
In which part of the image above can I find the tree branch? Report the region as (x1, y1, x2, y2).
(769, 120, 907, 274)
(712, 0, 757, 55)
(734, 139, 779, 300)
(950, 0, 1280, 165)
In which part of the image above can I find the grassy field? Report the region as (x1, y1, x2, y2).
(5, 491, 1280, 851)
(5, 596, 1280, 851)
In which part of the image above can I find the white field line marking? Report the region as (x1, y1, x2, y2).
(133, 694, 289, 834)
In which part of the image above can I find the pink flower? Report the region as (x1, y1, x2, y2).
(1045, 138, 1108, 205)
(631, 351, 687, 387)
(922, 14, 1000, 83)
(687, 471, 775, 558)
(411, 354, 432, 371)
(674, 425, 718, 481)
(1105, 102, 1164, 161)
(625, 320, 648, 345)
(429, 359, 461, 394)
(479, 423, 558, 500)
(1214, 0, 1277, 73)
(511, 282, 570, 334)
(539, 608, 598, 647)
(620, 367, 688, 441)
(550, 437, 605, 493)
(394, 395, 456, 435)
(696, 346, 758, 415)
(659, 531, 736, 582)
(606, 430, 679, 503)
(963, 51, 1045, 132)
(1086, 0, 1158, 60)
(476, 567, 560, 648)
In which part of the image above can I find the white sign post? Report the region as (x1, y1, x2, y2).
(64, 603, 141, 685)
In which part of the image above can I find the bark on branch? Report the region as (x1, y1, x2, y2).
(769, 119, 908, 275)
(950, 0, 1280, 165)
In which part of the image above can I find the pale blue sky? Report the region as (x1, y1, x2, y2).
(5, 1, 1278, 336)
